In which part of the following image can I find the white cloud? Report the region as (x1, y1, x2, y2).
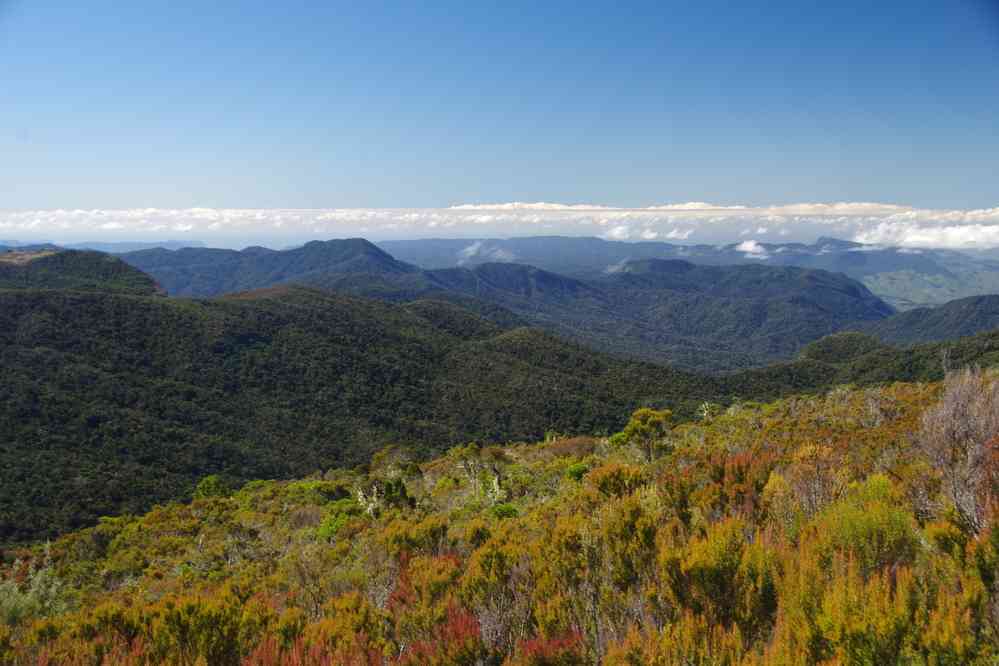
(604, 258, 630, 274)
(735, 240, 769, 258)
(458, 241, 483, 260)
(457, 241, 517, 265)
(603, 225, 632, 240)
(853, 222, 999, 249)
(448, 202, 614, 211)
(1, 201, 998, 249)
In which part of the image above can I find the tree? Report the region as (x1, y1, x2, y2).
(610, 408, 674, 462)
(193, 474, 232, 500)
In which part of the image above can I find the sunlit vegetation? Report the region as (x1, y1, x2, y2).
(2, 370, 997, 664)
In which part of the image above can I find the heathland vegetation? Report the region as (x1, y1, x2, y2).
(1, 370, 997, 663)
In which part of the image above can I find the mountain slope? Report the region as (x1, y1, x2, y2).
(858, 294, 999, 346)
(411, 260, 894, 372)
(0, 249, 162, 295)
(0, 284, 724, 543)
(123, 238, 418, 296)
(379, 235, 999, 310)
(121, 242, 895, 372)
(4, 272, 999, 544)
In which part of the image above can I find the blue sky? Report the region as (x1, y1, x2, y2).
(1, 0, 998, 215)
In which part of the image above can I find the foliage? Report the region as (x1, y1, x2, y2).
(193, 474, 233, 500)
(3, 376, 996, 663)
(610, 407, 673, 462)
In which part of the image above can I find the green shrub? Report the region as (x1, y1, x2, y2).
(492, 504, 519, 520)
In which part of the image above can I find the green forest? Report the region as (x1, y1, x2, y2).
(4, 276, 999, 544)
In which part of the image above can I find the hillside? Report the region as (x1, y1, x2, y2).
(416, 260, 894, 372)
(0, 285, 725, 543)
(859, 294, 999, 346)
(380, 235, 999, 310)
(0, 249, 161, 295)
(4, 272, 999, 545)
(123, 239, 419, 296)
(2, 374, 996, 664)
(121, 241, 896, 372)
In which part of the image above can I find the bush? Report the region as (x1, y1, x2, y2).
(807, 475, 920, 576)
(492, 504, 519, 520)
(193, 474, 232, 500)
(587, 463, 647, 498)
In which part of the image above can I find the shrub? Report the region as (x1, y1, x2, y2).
(492, 504, 519, 520)
(587, 463, 646, 498)
(565, 463, 589, 482)
(193, 474, 233, 499)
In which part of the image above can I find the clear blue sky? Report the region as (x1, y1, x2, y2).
(2, 0, 998, 209)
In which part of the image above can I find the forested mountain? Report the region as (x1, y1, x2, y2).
(859, 294, 999, 346)
(0, 284, 719, 543)
(419, 260, 893, 372)
(122, 240, 895, 372)
(2, 372, 997, 664)
(123, 239, 419, 296)
(4, 270, 999, 544)
(0, 249, 161, 295)
(380, 235, 999, 310)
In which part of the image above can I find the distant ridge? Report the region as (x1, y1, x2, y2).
(860, 294, 999, 346)
(65, 240, 207, 253)
(0, 249, 162, 295)
(378, 235, 999, 310)
(123, 241, 895, 372)
(124, 238, 418, 296)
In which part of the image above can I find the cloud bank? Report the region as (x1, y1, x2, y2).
(2, 202, 998, 250)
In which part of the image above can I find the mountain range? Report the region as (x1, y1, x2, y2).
(379, 236, 999, 310)
(2, 240, 206, 252)
(121, 239, 897, 372)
